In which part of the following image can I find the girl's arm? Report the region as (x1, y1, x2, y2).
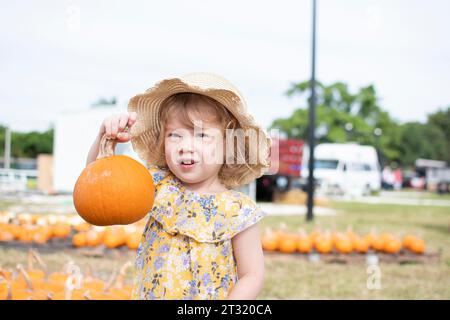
(85, 131, 103, 166)
(227, 223, 265, 300)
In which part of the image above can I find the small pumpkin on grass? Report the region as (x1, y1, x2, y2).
(103, 227, 127, 249)
(296, 229, 312, 254)
(314, 232, 333, 254)
(126, 231, 142, 250)
(0, 276, 12, 300)
(25, 250, 47, 282)
(278, 232, 299, 254)
(353, 236, 370, 253)
(406, 236, 426, 254)
(85, 229, 104, 247)
(334, 234, 353, 254)
(72, 232, 87, 248)
(13, 265, 52, 300)
(73, 134, 155, 226)
(0, 229, 14, 242)
(82, 265, 106, 292)
(261, 228, 279, 252)
(383, 237, 402, 254)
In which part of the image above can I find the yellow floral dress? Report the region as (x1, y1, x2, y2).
(131, 165, 267, 300)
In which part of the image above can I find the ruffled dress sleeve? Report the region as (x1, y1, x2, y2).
(148, 176, 267, 243)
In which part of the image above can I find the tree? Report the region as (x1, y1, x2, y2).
(398, 122, 447, 164)
(271, 80, 400, 162)
(270, 80, 450, 166)
(427, 106, 450, 162)
(0, 125, 53, 159)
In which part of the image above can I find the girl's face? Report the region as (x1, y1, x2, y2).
(164, 103, 226, 192)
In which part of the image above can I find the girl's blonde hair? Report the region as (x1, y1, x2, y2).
(155, 92, 260, 188)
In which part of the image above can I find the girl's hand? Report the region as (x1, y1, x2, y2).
(99, 112, 137, 143)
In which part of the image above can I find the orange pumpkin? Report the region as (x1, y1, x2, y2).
(72, 232, 87, 248)
(315, 234, 333, 254)
(103, 227, 127, 249)
(17, 226, 35, 243)
(25, 250, 47, 283)
(297, 234, 313, 254)
(8, 225, 21, 239)
(345, 227, 359, 246)
(73, 134, 155, 226)
(402, 235, 416, 250)
(371, 236, 385, 252)
(0, 230, 14, 242)
(0, 269, 12, 281)
(261, 229, 279, 251)
(0, 277, 12, 300)
(126, 231, 142, 250)
(32, 231, 49, 245)
(309, 228, 322, 245)
(82, 266, 105, 292)
(52, 223, 71, 238)
(334, 234, 353, 254)
(353, 237, 370, 253)
(409, 238, 425, 254)
(84, 289, 121, 300)
(35, 279, 65, 294)
(74, 222, 91, 233)
(278, 233, 299, 254)
(383, 238, 402, 254)
(380, 232, 395, 243)
(364, 232, 377, 250)
(85, 230, 103, 247)
(108, 262, 133, 300)
(13, 265, 52, 300)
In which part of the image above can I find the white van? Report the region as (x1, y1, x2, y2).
(300, 143, 381, 196)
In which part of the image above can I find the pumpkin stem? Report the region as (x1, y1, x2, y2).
(16, 264, 34, 291)
(0, 276, 12, 300)
(84, 290, 92, 300)
(114, 261, 132, 290)
(103, 266, 118, 293)
(29, 249, 48, 274)
(64, 272, 83, 300)
(0, 268, 9, 279)
(85, 264, 95, 281)
(97, 134, 118, 160)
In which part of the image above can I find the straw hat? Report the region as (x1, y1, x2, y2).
(127, 72, 271, 188)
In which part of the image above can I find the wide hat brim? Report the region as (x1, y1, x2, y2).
(127, 72, 271, 187)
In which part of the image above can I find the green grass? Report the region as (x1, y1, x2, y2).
(393, 189, 450, 201)
(259, 202, 450, 299)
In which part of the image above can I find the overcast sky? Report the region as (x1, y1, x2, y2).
(1, 0, 449, 132)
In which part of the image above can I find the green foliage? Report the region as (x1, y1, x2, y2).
(0, 125, 53, 158)
(398, 122, 447, 164)
(427, 107, 450, 161)
(271, 80, 449, 166)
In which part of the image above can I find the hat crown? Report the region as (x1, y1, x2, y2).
(177, 72, 247, 108)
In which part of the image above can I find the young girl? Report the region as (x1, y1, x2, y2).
(86, 73, 271, 300)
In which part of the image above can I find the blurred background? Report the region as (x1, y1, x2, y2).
(0, 0, 449, 300)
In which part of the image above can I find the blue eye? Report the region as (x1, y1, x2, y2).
(168, 133, 181, 138)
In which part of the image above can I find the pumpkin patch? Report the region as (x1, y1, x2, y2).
(0, 249, 133, 300)
(260, 225, 428, 256)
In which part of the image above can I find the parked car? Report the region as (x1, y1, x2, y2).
(300, 143, 381, 196)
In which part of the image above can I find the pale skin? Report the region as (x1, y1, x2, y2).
(86, 105, 265, 300)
